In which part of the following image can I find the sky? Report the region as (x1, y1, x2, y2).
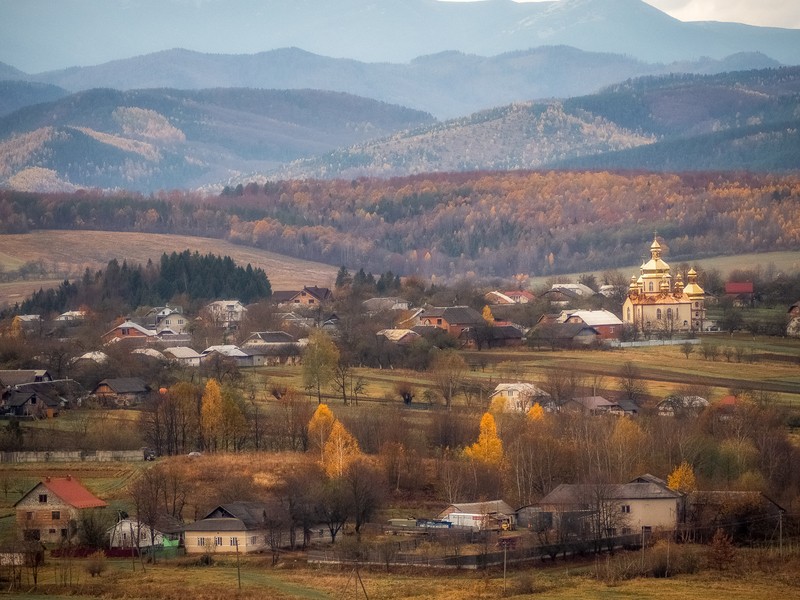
(449, 0, 800, 29)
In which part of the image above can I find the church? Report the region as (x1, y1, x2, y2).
(622, 236, 705, 334)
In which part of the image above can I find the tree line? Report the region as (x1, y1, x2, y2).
(6, 250, 271, 317)
(1, 169, 798, 280)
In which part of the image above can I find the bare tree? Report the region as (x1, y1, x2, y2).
(430, 350, 467, 409)
(617, 361, 648, 406)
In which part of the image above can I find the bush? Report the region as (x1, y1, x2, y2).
(85, 550, 107, 577)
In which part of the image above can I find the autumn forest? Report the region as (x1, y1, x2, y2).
(2, 170, 799, 281)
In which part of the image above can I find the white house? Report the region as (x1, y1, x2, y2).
(490, 383, 550, 413)
(205, 300, 247, 329)
(163, 347, 202, 367)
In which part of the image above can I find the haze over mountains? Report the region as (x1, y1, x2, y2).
(0, 0, 798, 192)
(3, 0, 800, 71)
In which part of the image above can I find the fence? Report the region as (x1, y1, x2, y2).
(0, 450, 144, 463)
(610, 339, 701, 348)
(307, 532, 644, 570)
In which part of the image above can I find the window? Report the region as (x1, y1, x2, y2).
(197, 537, 206, 546)
(250, 536, 257, 545)
(666, 308, 673, 320)
(621, 505, 631, 513)
(51, 511, 60, 520)
(656, 309, 662, 320)
(308, 299, 315, 304)
(626, 308, 631, 321)
(229, 537, 238, 547)
(26, 512, 33, 520)
(436, 319, 442, 325)
(38, 494, 47, 503)
(683, 320, 688, 326)
(214, 536, 223, 546)
(648, 282, 654, 292)
(49, 528, 56, 534)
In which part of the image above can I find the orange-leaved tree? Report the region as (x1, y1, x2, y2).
(323, 420, 361, 478)
(464, 412, 503, 467)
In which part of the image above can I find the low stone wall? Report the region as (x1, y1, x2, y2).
(0, 450, 144, 463)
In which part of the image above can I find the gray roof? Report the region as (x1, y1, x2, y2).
(0, 370, 52, 387)
(95, 377, 150, 394)
(541, 482, 681, 505)
(441, 500, 515, 516)
(245, 331, 296, 344)
(206, 501, 275, 529)
(182, 517, 250, 533)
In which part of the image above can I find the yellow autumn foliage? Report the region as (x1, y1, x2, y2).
(464, 412, 503, 466)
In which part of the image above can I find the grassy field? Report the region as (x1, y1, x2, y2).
(5, 547, 800, 600)
(0, 230, 338, 307)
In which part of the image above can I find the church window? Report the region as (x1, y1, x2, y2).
(627, 308, 631, 321)
(656, 309, 662, 320)
(683, 320, 688, 326)
(648, 282, 654, 292)
(666, 308, 673, 320)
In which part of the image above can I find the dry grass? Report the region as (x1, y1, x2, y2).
(16, 548, 800, 600)
(0, 230, 338, 307)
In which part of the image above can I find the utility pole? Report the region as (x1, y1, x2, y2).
(235, 538, 241, 590)
(779, 511, 783, 558)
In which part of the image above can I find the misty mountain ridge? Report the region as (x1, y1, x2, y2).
(3, 0, 800, 73)
(2, 47, 783, 120)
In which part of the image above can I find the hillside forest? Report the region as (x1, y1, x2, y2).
(1, 170, 799, 280)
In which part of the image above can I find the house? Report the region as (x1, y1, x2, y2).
(109, 515, 183, 551)
(504, 290, 536, 304)
(1, 387, 63, 418)
(724, 282, 755, 307)
(657, 395, 709, 417)
(362, 297, 410, 313)
(475, 324, 525, 348)
(565, 396, 624, 416)
(490, 383, 550, 413)
(9, 315, 42, 337)
(376, 329, 421, 346)
(437, 500, 516, 531)
(71, 351, 109, 366)
(201, 345, 253, 368)
(183, 502, 276, 554)
(484, 291, 516, 306)
(272, 286, 333, 307)
(55, 310, 86, 322)
(623, 236, 706, 334)
(563, 310, 624, 341)
(163, 346, 202, 367)
(14, 476, 107, 543)
(102, 320, 156, 345)
(415, 306, 485, 339)
(205, 300, 247, 329)
(92, 378, 151, 406)
(0, 370, 52, 387)
(528, 322, 601, 348)
(241, 331, 297, 349)
(538, 475, 681, 537)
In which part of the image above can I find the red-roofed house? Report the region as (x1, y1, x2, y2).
(14, 476, 107, 543)
(725, 282, 754, 307)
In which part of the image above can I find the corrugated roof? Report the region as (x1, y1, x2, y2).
(440, 500, 514, 517)
(95, 378, 149, 394)
(541, 481, 680, 505)
(163, 346, 202, 359)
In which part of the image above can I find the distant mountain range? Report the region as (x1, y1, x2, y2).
(1, 65, 796, 193)
(259, 67, 800, 181)
(0, 88, 433, 192)
(2, 0, 800, 72)
(1, 47, 782, 120)
(0, 0, 798, 193)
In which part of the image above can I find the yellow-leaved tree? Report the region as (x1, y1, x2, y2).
(667, 461, 697, 494)
(323, 420, 361, 478)
(482, 305, 494, 324)
(200, 378, 223, 451)
(526, 402, 545, 422)
(308, 403, 336, 462)
(464, 412, 503, 466)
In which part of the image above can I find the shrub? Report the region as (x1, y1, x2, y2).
(85, 550, 107, 577)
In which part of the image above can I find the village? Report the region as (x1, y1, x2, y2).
(0, 237, 799, 595)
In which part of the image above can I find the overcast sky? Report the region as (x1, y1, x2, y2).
(446, 0, 800, 29)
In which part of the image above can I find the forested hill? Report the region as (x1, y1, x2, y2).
(1, 170, 798, 281)
(14, 251, 272, 316)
